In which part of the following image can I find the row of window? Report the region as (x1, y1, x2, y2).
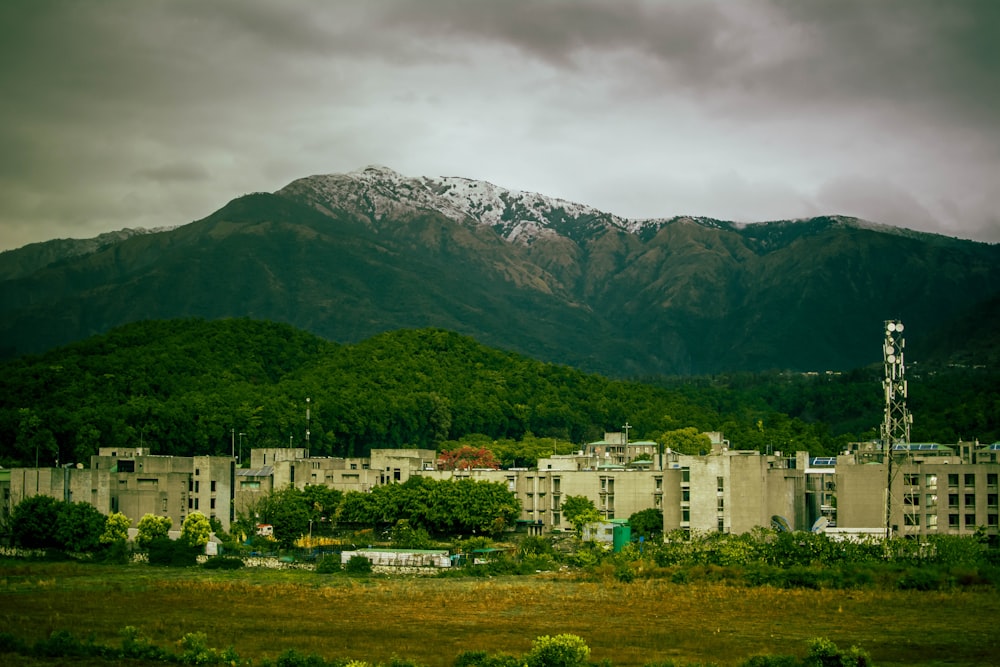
(904, 473, 999, 488)
(905, 513, 999, 528)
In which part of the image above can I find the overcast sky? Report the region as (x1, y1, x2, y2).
(1, 0, 999, 252)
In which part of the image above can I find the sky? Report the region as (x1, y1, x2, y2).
(1, 0, 999, 252)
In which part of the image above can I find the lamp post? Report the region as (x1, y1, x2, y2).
(238, 432, 245, 464)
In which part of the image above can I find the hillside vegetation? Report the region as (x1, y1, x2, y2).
(1, 318, 997, 467)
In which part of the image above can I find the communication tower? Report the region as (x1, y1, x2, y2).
(881, 320, 912, 537)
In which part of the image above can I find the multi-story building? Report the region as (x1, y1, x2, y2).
(835, 442, 1000, 538)
(3, 447, 236, 532)
(3, 436, 997, 542)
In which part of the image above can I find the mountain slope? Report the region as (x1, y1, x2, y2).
(1, 167, 999, 374)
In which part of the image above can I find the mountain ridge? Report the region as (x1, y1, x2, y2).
(1, 166, 998, 374)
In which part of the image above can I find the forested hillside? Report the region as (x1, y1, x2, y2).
(1, 318, 997, 468)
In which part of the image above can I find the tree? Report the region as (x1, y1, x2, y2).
(55, 501, 107, 552)
(657, 427, 712, 456)
(253, 485, 311, 548)
(437, 445, 500, 471)
(560, 495, 600, 535)
(10, 495, 62, 549)
(628, 508, 663, 540)
(136, 514, 172, 549)
(180, 511, 211, 547)
(100, 512, 131, 545)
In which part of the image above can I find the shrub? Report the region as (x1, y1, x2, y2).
(100, 538, 132, 565)
(0, 632, 27, 654)
(202, 556, 244, 570)
(802, 638, 872, 667)
(344, 554, 373, 575)
(274, 647, 330, 667)
(32, 630, 105, 658)
(120, 626, 170, 661)
(525, 634, 590, 667)
(315, 555, 342, 573)
(147, 537, 199, 567)
(454, 650, 522, 667)
(739, 656, 799, 667)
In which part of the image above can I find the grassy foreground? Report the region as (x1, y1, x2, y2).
(1, 561, 998, 666)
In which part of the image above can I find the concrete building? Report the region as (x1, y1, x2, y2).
(4, 447, 236, 532)
(4, 434, 998, 543)
(834, 442, 1000, 538)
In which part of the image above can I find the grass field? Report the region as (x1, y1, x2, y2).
(2, 561, 998, 666)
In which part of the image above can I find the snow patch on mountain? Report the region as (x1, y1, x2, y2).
(279, 166, 934, 247)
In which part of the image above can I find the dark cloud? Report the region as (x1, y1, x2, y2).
(0, 1, 997, 250)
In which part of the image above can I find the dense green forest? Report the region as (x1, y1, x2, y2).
(1, 318, 997, 468)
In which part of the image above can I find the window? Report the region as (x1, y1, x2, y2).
(904, 473, 920, 486)
(904, 513, 919, 526)
(965, 513, 976, 526)
(988, 473, 998, 487)
(988, 494, 998, 508)
(188, 498, 193, 509)
(717, 476, 725, 492)
(948, 514, 959, 527)
(682, 489, 690, 502)
(552, 512, 561, 526)
(965, 494, 976, 507)
(162, 499, 168, 512)
(926, 514, 937, 529)
(552, 477, 561, 493)
(194, 481, 200, 493)
(682, 509, 690, 523)
(965, 474, 976, 487)
(948, 474, 959, 487)
(350, 463, 357, 470)
(925, 494, 937, 508)
(925, 474, 937, 490)
(240, 480, 261, 489)
(195, 468, 200, 476)
(988, 514, 998, 527)
(393, 469, 401, 482)
(717, 518, 725, 532)
(949, 494, 959, 509)
(681, 469, 690, 483)
(655, 477, 662, 491)
(210, 481, 216, 492)
(717, 497, 725, 511)
(210, 498, 216, 510)
(903, 493, 918, 506)
(194, 498, 199, 510)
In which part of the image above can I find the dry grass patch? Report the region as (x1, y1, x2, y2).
(1, 562, 998, 666)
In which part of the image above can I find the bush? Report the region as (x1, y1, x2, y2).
(120, 626, 170, 661)
(202, 556, 244, 570)
(32, 630, 105, 659)
(147, 537, 199, 567)
(739, 655, 799, 667)
(454, 650, 522, 667)
(525, 634, 590, 667)
(0, 632, 28, 654)
(100, 538, 132, 565)
(802, 637, 872, 667)
(344, 554, 373, 575)
(273, 647, 329, 667)
(315, 555, 342, 573)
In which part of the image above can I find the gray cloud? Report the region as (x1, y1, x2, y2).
(0, 1, 997, 251)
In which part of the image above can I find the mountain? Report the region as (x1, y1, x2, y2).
(1, 166, 999, 375)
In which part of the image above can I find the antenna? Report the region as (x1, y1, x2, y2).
(881, 319, 911, 538)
